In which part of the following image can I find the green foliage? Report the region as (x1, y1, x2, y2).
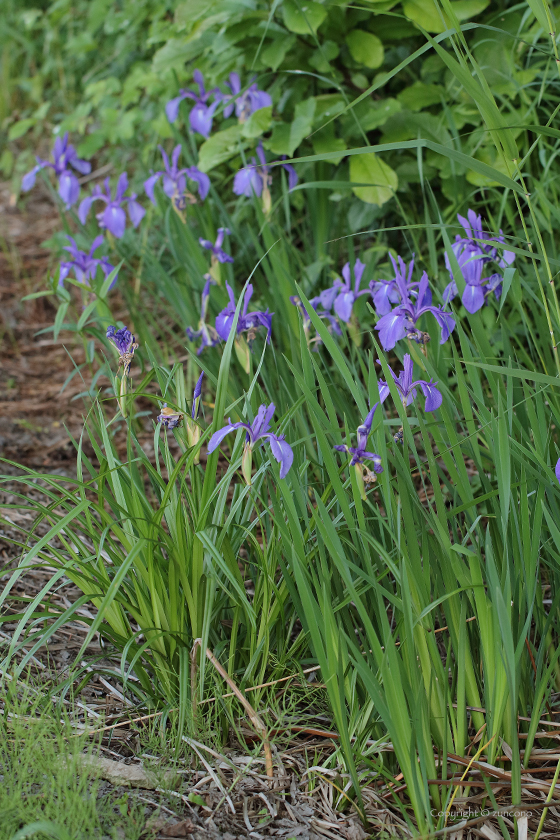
(7, 0, 560, 835)
(2, 0, 550, 220)
(0, 688, 144, 839)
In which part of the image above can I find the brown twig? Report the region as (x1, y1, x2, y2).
(191, 639, 273, 779)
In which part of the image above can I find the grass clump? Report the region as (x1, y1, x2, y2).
(0, 688, 145, 840)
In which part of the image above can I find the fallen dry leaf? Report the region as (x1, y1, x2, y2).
(161, 819, 196, 837)
(78, 753, 179, 790)
(145, 816, 169, 834)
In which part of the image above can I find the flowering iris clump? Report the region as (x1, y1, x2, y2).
(375, 269, 455, 351)
(443, 210, 515, 313)
(186, 276, 220, 355)
(79, 174, 145, 239)
(334, 403, 383, 499)
(58, 235, 116, 289)
(378, 354, 442, 412)
(144, 145, 210, 209)
(166, 70, 220, 137)
(22, 133, 91, 209)
(221, 72, 272, 122)
(199, 228, 234, 264)
(208, 403, 293, 483)
(233, 142, 298, 213)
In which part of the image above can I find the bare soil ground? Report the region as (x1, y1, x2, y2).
(0, 181, 92, 473)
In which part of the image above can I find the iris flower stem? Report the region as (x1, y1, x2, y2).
(119, 374, 128, 418)
(172, 201, 186, 225)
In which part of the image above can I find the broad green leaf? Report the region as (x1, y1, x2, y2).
(359, 98, 402, 131)
(350, 153, 398, 205)
(282, 0, 327, 34)
(466, 152, 511, 187)
(381, 111, 451, 146)
(345, 30, 384, 69)
(175, 0, 217, 30)
(268, 123, 291, 156)
(198, 124, 245, 172)
(77, 131, 105, 158)
(8, 118, 36, 141)
(241, 106, 272, 139)
(403, 0, 489, 32)
(312, 125, 347, 164)
(151, 34, 211, 75)
(397, 82, 443, 111)
(309, 40, 340, 72)
(260, 35, 297, 71)
(313, 94, 346, 121)
(269, 98, 316, 156)
(273, 138, 525, 195)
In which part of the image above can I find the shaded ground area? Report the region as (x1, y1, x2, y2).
(0, 179, 85, 473)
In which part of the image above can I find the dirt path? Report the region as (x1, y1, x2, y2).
(0, 180, 88, 472)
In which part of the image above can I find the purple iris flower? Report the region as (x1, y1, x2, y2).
(208, 403, 294, 480)
(165, 70, 220, 137)
(215, 282, 273, 344)
(22, 132, 91, 209)
(322, 259, 370, 323)
(454, 209, 515, 269)
(144, 145, 210, 207)
(199, 228, 234, 264)
(233, 142, 298, 200)
(334, 402, 383, 471)
(59, 235, 116, 289)
(555, 458, 560, 485)
(369, 255, 424, 316)
(79, 173, 145, 239)
(378, 354, 442, 412)
(186, 275, 220, 355)
(375, 271, 455, 351)
(486, 273, 503, 300)
(222, 72, 272, 122)
(106, 324, 138, 376)
(443, 221, 513, 314)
